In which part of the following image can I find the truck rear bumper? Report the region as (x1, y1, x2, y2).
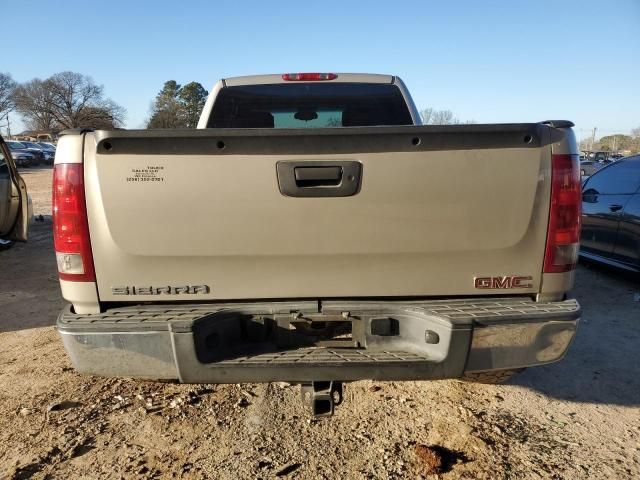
(56, 298, 579, 383)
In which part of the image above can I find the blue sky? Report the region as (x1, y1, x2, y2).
(4, 0, 639, 141)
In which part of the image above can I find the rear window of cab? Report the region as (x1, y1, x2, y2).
(207, 83, 413, 128)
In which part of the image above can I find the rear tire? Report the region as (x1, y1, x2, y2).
(461, 368, 524, 384)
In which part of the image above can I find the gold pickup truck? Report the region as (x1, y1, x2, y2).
(11, 73, 583, 415)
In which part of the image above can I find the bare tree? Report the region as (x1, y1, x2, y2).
(13, 72, 125, 131)
(420, 108, 434, 124)
(578, 137, 592, 152)
(420, 108, 462, 125)
(433, 110, 459, 125)
(0, 72, 16, 125)
(11, 79, 59, 132)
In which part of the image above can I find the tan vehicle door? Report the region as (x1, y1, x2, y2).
(0, 135, 29, 242)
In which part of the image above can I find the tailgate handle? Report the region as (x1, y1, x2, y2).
(294, 166, 342, 187)
(277, 161, 362, 198)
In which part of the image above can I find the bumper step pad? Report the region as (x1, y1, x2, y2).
(218, 348, 429, 365)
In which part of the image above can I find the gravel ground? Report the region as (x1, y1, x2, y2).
(0, 169, 638, 479)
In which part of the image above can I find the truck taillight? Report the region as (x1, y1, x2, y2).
(52, 163, 95, 282)
(282, 73, 338, 81)
(543, 154, 581, 273)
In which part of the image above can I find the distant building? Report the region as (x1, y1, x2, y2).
(13, 130, 57, 142)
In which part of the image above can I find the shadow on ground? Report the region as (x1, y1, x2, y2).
(0, 221, 64, 333)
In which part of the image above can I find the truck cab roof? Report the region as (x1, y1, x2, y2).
(223, 73, 395, 87)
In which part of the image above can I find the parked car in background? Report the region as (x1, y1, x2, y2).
(580, 160, 603, 177)
(581, 155, 640, 272)
(38, 143, 57, 164)
(18, 140, 51, 165)
(6, 141, 36, 168)
(37, 142, 56, 153)
(584, 151, 612, 163)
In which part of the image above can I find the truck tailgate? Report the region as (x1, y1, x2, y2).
(83, 125, 552, 301)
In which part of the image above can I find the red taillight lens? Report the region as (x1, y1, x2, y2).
(543, 154, 581, 273)
(52, 163, 95, 282)
(282, 73, 338, 81)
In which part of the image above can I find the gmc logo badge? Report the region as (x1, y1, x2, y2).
(474, 276, 533, 289)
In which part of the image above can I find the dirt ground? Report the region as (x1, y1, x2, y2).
(0, 168, 639, 479)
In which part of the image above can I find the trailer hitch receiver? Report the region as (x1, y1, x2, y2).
(301, 381, 343, 417)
